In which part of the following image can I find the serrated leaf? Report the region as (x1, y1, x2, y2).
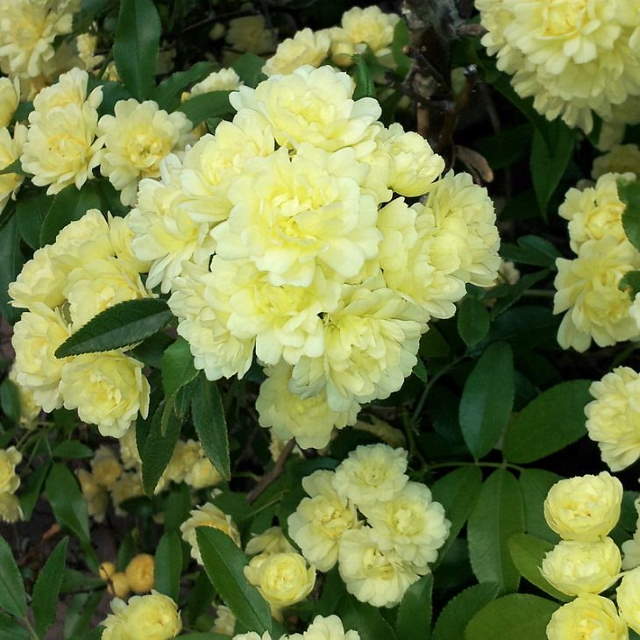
(162, 337, 198, 397)
(519, 469, 562, 542)
(113, 0, 161, 100)
(503, 380, 591, 463)
(192, 373, 230, 480)
(155, 531, 182, 601)
(45, 463, 90, 546)
(465, 594, 559, 640)
(396, 575, 432, 640)
(468, 469, 524, 593)
(55, 298, 173, 358)
(457, 297, 490, 347)
(431, 466, 483, 566)
(620, 179, 640, 252)
(459, 342, 514, 459)
(508, 533, 569, 601)
(432, 583, 499, 640)
(32, 537, 69, 636)
(39, 182, 101, 247)
(338, 595, 398, 640)
(0, 536, 27, 618)
(196, 527, 272, 634)
(177, 91, 233, 126)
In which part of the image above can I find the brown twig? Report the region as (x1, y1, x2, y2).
(246, 439, 295, 503)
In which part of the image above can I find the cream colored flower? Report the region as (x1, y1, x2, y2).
(622, 498, 640, 570)
(288, 469, 359, 571)
(333, 444, 408, 507)
(191, 68, 242, 95)
(90, 446, 122, 491)
(0, 77, 18, 127)
(230, 65, 382, 152)
(226, 15, 275, 55)
(593, 145, 640, 179)
(0, 0, 78, 79)
(0, 493, 22, 523)
(98, 99, 193, 205)
(8, 364, 39, 428)
(257, 361, 360, 451)
(9, 245, 67, 310)
(544, 472, 623, 541)
(212, 605, 236, 636)
(184, 456, 222, 491)
(246, 527, 295, 556)
(21, 68, 103, 195)
(119, 426, 141, 470)
(559, 172, 633, 251)
(338, 527, 418, 607)
(0, 447, 21, 495)
(11, 304, 70, 412)
(541, 537, 622, 596)
(107, 572, 130, 599)
(75, 33, 103, 72)
(110, 471, 144, 514)
(360, 481, 450, 570)
(244, 552, 316, 614)
(554, 237, 640, 352)
(60, 353, 150, 438)
(180, 502, 241, 564)
(289, 615, 361, 640)
(76, 468, 108, 522)
(353, 416, 406, 448)
(125, 554, 155, 594)
(101, 592, 182, 640)
(546, 594, 628, 640)
(0, 124, 26, 213)
(264, 29, 331, 76)
(586, 367, 640, 471)
(617, 566, 640, 633)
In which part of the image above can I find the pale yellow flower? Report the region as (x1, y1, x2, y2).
(246, 527, 295, 557)
(593, 145, 640, 179)
(0, 492, 22, 523)
(622, 498, 640, 570)
(191, 68, 242, 95)
(226, 16, 275, 55)
(0, 447, 21, 495)
(111, 471, 144, 515)
(0, 123, 26, 213)
(0, 76, 18, 127)
(76, 468, 108, 522)
(126, 554, 155, 594)
(8, 364, 39, 429)
(75, 33, 103, 72)
(91, 445, 123, 490)
(289, 615, 361, 640)
(617, 567, 640, 633)
(353, 416, 406, 448)
(264, 29, 331, 76)
(119, 426, 141, 470)
(212, 605, 236, 636)
(546, 594, 627, 640)
(180, 502, 240, 564)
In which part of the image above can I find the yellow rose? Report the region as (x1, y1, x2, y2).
(547, 594, 628, 640)
(126, 554, 155, 594)
(244, 552, 316, 614)
(99, 561, 116, 581)
(180, 503, 241, 564)
(226, 16, 275, 55)
(617, 566, 640, 633)
(264, 28, 331, 76)
(102, 592, 182, 640)
(0, 123, 25, 214)
(111, 471, 144, 515)
(212, 605, 236, 636)
(338, 6, 400, 56)
(60, 352, 150, 438)
(289, 615, 361, 640)
(119, 426, 141, 470)
(541, 538, 622, 596)
(544, 472, 623, 541)
(190, 68, 242, 95)
(0, 446, 21, 494)
(76, 468, 108, 522)
(0, 77, 18, 127)
(245, 527, 295, 557)
(90, 445, 123, 490)
(107, 572, 131, 599)
(0, 492, 22, 523)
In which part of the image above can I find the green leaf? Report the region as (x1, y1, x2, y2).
(508, 533, 570, 601)
(63, 591, 102, 639)
(177, 91, 233, 126)
(413, 358, 428, 383)
(353, 55, 375, 99)
(19, 462, 50, 520)
(162, 337, 198, 397)
(0, 613, 28, 640)
(432, 583, 499, 640)
(466, 594, 559, 640)
(431, 466, 483, 566)
(178, 635, 230, 640)
(32, 537, 68, 636)
(15, 189, 49, 249)
(155, 531, 183, 601)
(45, 463, 90, 545)
(39, 182, 102, 247)
(142, 399, 182, 495)
(0, 214, 24, 323)
(620, 179, 640, 252)
(490, 270, 550, 318)
(391, 19, 411, 77)
(232, 53, 267, 88)
(467, 469, 524, 593)
(196, 527, 272, 634)
(519, 469, 562, 542)
(459, 342, 514, 459)
(457, 297, 490, 347)
(164, 482, 191, 531)
(153, 61, 216, 111)
(113, 0, 161, 100)
(503, 380, 591, 463)
(0, 379, 20, 423)
(55, 298, 173, 358)
(396, 575, 433, 640)
(338, 595, 398, 640)
(619, 270, 640, 299)
(0, 536, 27, 618)
(0, 159, 24, 176)
(52, 440, 93, 459)
(192, 373, 231, 480)
(530, 121, 576, 217)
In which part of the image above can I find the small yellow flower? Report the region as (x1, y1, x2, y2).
(125, 554, 155, 594)
(546, 594, 627, 640)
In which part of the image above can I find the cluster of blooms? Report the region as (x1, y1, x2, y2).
(476, 0, 640, 133)
(0, 446, 22, 523)
(101, 591, 182, 640)
(99, 554, 155, 600)
(8, 209, 152, 436)
(540, 472, 640, 638)
(237, 616, 360, 640)
(553, 171, 640, 352)
(288, 444, 450, 607)
(263, 6, 400, 76)
(128, 63, 500, 450)
(77, 430, 223, 522)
